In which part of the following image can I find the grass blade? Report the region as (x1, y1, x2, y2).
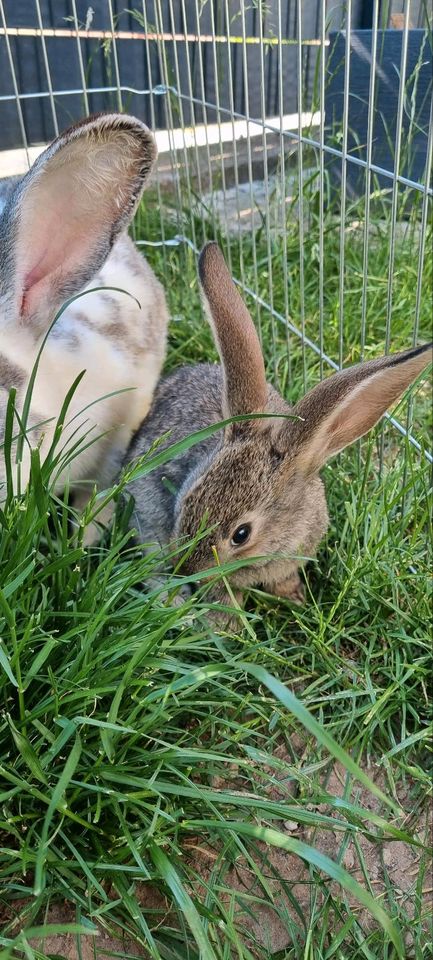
(240, 663, 402, 816)
(184, 820, 403, 956)
(33, 734, 82, 895)
(149, 841, 218, 960)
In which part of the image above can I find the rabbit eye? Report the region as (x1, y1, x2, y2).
(231, 524, 251, 547)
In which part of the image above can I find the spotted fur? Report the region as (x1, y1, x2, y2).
(0, 113, 168, 539)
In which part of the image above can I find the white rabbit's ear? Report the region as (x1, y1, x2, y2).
(198, 243, 268, 421)
(287, 343, 432, 474)
(3, 113, 157, 331)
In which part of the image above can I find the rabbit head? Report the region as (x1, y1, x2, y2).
(172, 243, 432, 607)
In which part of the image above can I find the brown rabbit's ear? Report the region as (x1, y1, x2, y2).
(5, 113, 157, 331)
(198, 243, 268, 420)
(286, 343, 432, 475)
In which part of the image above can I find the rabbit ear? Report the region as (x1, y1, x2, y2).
(198, 243, 268, 419)
(286, 343, 432, 474)
(2, 113, 157, 331)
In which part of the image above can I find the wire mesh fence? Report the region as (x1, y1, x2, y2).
(0, 0, 431, 468)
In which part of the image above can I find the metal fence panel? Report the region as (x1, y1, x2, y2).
(0, 0, 431, 465)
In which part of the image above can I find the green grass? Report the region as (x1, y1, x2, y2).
(0, 177, 432, 959)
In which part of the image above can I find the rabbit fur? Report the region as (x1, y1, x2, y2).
(126, 243, 432, 625)
(0, 112, 168, 539)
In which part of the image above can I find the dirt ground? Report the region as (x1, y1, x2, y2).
(2, 759, 431, 959)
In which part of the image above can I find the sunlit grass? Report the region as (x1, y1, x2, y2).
(0, 179, 431, 958)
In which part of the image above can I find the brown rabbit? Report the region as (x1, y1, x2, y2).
(0, 113, 168, 540)
(126, 243, 432, 625)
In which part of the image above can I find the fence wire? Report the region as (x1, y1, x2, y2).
(0, 0, 431, 466)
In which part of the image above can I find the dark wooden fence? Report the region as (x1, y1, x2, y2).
(1, 0, 368, 150)
(1, 1, 430, 195)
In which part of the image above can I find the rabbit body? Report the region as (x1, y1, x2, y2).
(127, 363, 224, 548)
(126, 243, 432, 624)
(0, 113, 168, 523)
(1, 233, 167, 493)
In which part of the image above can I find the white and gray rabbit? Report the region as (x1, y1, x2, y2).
(126, 242, 432, 624)
(0, 112, 168, 539)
